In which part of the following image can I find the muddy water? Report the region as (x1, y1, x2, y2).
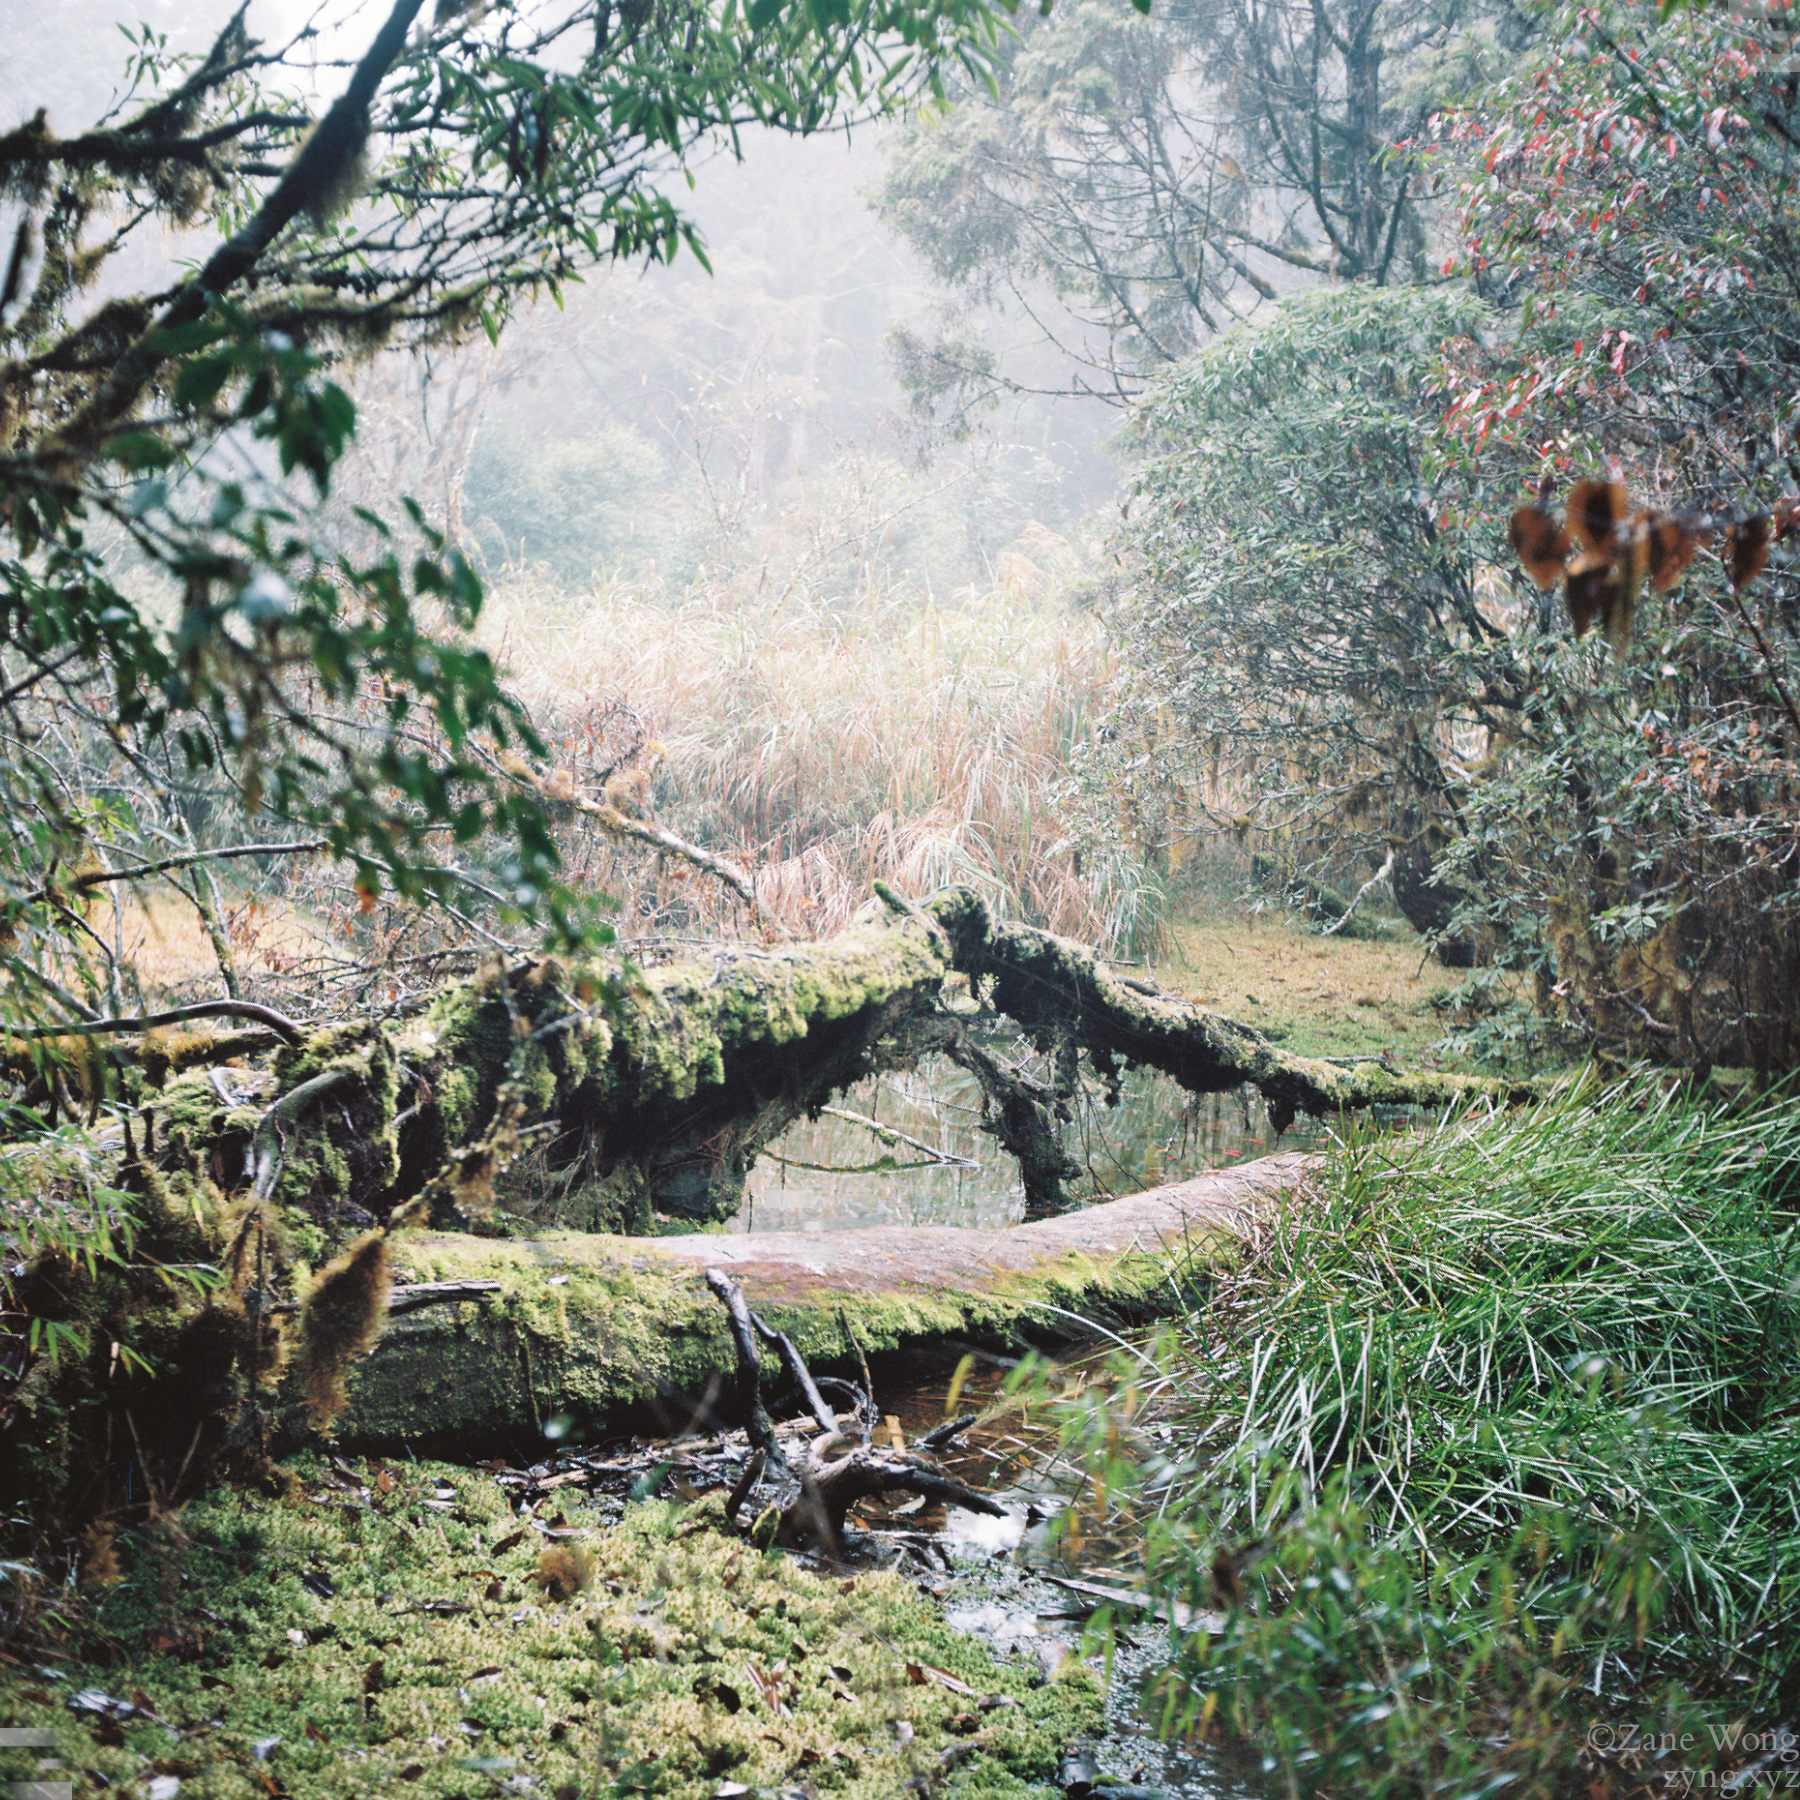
(736, 1055, 1329, 1234)
(861, 1342, 1268, 1800)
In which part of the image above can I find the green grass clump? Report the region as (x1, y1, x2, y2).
(1059, 1076, 1800, 1799)
(0, 1457, 1099, 1799)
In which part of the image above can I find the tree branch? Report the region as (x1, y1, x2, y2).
(44, 0, 429, 468)
(4, 999, 307, 1045)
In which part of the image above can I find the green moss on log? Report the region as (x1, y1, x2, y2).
(928, 888, 1527, 1132)
(279, 1224, 1202, 1456)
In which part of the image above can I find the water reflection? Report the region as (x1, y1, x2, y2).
(737, 1054, 1328, 1233)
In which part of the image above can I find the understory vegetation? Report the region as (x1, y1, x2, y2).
(476, 538, 1155, 951)
(1052, 1078, 1800, 1798)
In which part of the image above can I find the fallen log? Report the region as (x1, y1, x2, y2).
(264, 1153, 1308, 1460)
(5, 877, 1529, 1524)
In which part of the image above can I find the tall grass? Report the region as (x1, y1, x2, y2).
(1059, 1078, 1800, 1798)
(478, 562, 1164, 948)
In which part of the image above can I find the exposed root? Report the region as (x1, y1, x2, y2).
(704, 1270, 1007, 1556)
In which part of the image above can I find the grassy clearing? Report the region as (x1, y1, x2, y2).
(1157, 903, 1463, 1061)
(1053, 1077, 1800, 1799)
(0, 1459, 1099, 1800)
(67, 893, 335, 997)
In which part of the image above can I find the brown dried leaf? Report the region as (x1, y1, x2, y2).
(1508, 503, 1570, 589)
(1567, 478, 1630, 556)
(1565, 554, 1622, 639)
(1728, 516, 1771, 590)
(1642, 513, 1702, 593)
(742, 1658, 787, 1716)
(906, 1661, 977, 1696)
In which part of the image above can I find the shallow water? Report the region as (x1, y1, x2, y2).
(866, 1341, 1268, 1800)
(735, 1054, 1328, 1234)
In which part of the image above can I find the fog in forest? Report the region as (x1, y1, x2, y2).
(4, 0, 1120, 606)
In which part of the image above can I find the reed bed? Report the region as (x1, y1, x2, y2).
(478, 564, 1163, 947)
(1057, 1077, 1800, 1798)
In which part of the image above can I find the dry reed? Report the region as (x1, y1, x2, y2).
(478, 560, 1141, 944)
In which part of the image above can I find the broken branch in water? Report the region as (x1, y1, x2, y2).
(749, 1306, 838, 1434)
(703, 1270, 1009, 1553)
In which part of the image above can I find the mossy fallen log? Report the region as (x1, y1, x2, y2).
(5, 879, 1530, 1527)
(927, 889, 1524, 1137)
(278, 1153, 1306, 1457)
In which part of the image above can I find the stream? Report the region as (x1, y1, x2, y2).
(871, 1342, 1266, 1800)
(736, 1056, 1329, 1234)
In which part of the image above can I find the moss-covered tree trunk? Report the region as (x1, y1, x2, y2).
(3, 886, 1527, 1526)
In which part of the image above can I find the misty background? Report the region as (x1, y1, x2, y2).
(2, 0, 1122, 602)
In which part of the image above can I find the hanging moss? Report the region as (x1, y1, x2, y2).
(294, 1231, 393, 1431)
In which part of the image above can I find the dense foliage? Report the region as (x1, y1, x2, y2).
(1092, 285, 1523, 963)
(1424, 0, 1800, 1067)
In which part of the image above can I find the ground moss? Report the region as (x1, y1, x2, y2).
(0, 1459, 1099, 1800)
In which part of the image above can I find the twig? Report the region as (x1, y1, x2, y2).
(817, 1104, 977, 1167)
(838, 1306, 876, 1445)
(268, 1277, 506, 1317)
(17, 838, 330, 905)
(1319, 847, 1396, 938)
(749, 1308, 837, 1434)
(250, 1067, 358, 1204)
(6, 998, 307, 1045)
(522, 769, 778, 934)
(918, 1413, 980, 1453)
(724, 1447, 766, 1525)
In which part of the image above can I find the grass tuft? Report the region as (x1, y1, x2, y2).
(1059, 1076, 1800, 1798)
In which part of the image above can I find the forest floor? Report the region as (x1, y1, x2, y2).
(0, 1454, 1105, 1800)
(1157, 903, 1473, 1062)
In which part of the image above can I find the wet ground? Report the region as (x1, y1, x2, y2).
(490, 1336, 1265, 1799)
(878, 1345, 1266, 1800)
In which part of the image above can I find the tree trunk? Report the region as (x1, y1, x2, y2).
(3, 886, 1529, 1525)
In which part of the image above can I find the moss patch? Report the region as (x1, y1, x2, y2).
(0, 1460, 1100, 1799)
(1160, 904, 1462, 1060)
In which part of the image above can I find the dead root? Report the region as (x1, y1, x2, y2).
(705, 1268, 1006, 1558)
